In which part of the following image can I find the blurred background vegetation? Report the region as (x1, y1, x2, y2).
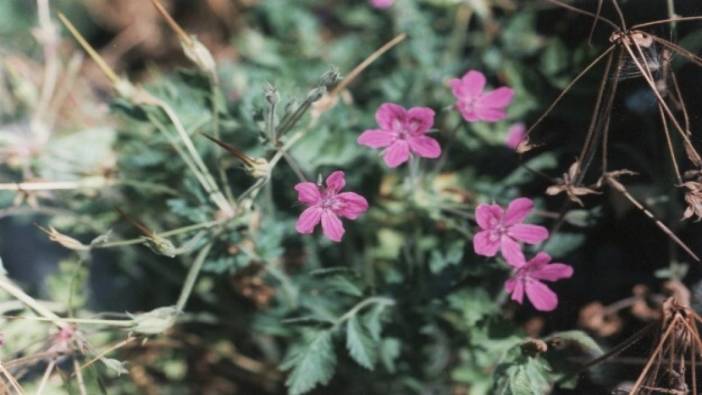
(2, 0, 702, 394)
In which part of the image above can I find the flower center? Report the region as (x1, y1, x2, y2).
(487, 222, 507, 243)
(320, 194, 342, 211)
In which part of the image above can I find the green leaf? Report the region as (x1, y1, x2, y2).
(363, 303, 389, 342)
(380, 338, 401, 373)
(495, 358, 551, 395)
(542, 233, 586, 257)
(345, 315, 378, 370)
(429, 240, 464, 273)
(282, 329, 337, 395)
(544, 330, 603, 357)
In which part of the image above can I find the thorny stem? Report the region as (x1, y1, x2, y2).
(176, 241, 214, 312)
(332, 296, 395, 330)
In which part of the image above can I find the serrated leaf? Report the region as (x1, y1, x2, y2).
(326, 275, 363, 297)
(345, 315, 377, 370)
(283, 330, 336, 395)
(362, 303, 389, 342)
(380, 337, 401, 373)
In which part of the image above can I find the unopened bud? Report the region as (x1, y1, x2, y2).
(145, 236, 177, 258)
(182, 37, 216, 76)
(247, 157, 270, 179)
(319, 68, 342, 88)
(37, 225, 90, 251)
(264, 84, 278, 105)
(129, 306, 178, 335)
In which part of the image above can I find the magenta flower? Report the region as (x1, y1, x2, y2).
(450, 70, 514, 123)
(505, 122, 526, 150)
(358, 103, 441, 168)
(294, 171, 368, 242)
(473, 197, 549, 266)
(505, 252, 573, 311)
(370, 0, 394, 8)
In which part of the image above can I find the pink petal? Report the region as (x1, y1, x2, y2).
(473, 230, 499, 257)
(505, 277, 525, 304)
(474, 87, 514, 122)
(501, 236, 525, 267)
(325, 171, 346, 194)
(321, 210, 345, 242)
(383, 140, 410, 168)
(505, 123, 526, 150)
(296, 206, 322, 234)
(294, 182, 321, 205)
(375, 103, 406, 130)
(525, 280, 559, 311)
(406, 107, 435, 135)
(408, 135, 441, 159)
(532, 263, 574, 282)
(450, 70, 486, 99)
(335, 192, 369, 219)
(370, 0, 394, 8)
(475, 204, 503, 230)
(357, 129, 396, 148)
(479, 87, 514, 108)
(473, 107, 508, 122)
(507, 224, 549, 245)
(456, 101, 480, 122)
(526, 252, 552, 267)
(503, 197, 534, 225)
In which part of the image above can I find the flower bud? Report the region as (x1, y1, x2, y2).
(129, 306, 178, 335)
(182, 37, 217, 76)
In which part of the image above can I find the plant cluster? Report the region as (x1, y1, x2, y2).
(1, 0, 702, 394)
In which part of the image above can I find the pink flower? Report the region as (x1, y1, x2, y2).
(450, 70, 514, 123)
(505, 122, 525, 150)
(505, 252, 573, 311)
(473, 197, 549, 266)
(358, 103, 441, 168)
(370, 0, 394, 8)
(294, 171, 368, 242)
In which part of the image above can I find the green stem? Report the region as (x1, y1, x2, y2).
(0, 275, 68, 329)
(209, 74, 235, 205)
(333, 296, 394, 330)
(95, 218, 226, 249)
(157, 101, 234, 216)
(176, 241, 214, 312)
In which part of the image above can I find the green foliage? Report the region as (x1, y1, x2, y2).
(282, 329, 337, 395)
(5, 0, 691, 393)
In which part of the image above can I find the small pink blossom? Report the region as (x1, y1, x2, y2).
(505, 122, 526, 150)
(473, 197, 549, 266)
(370, 0, 394, 8)
(505, 252, 573, 311)
(294, 171, 368, 242)
(358, 103, 441, 168)
(450, 70, 514, 123)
